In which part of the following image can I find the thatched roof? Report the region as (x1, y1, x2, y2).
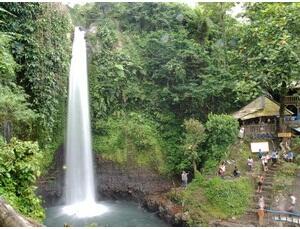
(233, 96, 293, 120)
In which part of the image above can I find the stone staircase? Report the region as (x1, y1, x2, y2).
(216, 160, 284, 227)
(240, 160, 284, 226)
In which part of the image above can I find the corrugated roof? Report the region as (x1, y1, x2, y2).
(233, 96, 293, 120)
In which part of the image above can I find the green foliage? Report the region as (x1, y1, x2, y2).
(182, 118, 206, 173)
(202, 159, 219, 175)
(203, 176, 252, 216)
(291, 136, 300, 150)
(93, 112, 166, 173)
(277, 162, 298, 177)
(238, 3, 300, 121)
(204, 114, 239, 162)
(0, 3, 71, 220)
(153, 111, 186, 174)
(0, 32, 18, 82)
(273, 161, 298, 195)
(118, 3, 190, 32)
(0, 138, 44, 221)
(0, 85, 36, 123)
(0, 3, 72, 145)
(76, 2, 256, 175)
(170, 173, 252, 226)
(0, 84, 37, 141)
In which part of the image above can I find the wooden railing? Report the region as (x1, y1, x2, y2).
(265, 209, 300, 226)
(244, 124, 277, 134)
(243, 124, 277, 139)
(283, 96, 300, 105)
(284, 119, 300, 127)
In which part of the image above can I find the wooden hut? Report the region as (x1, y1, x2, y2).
(233, 96, 293, 139)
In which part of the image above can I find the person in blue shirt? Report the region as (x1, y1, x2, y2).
(271, 150, 278, 166)
(287, 151, 294, 162)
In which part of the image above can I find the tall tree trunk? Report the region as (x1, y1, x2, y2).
(279, 82, 288, 132)
(279, 95, 286, 132)
(3, 120, 12, 143)
(193, 160, 197, 175)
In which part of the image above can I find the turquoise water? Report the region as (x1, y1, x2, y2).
(44, 200, 168, 227)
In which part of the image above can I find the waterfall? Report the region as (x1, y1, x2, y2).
(63, 27, 108, 218)
(65, 26, 95, 204)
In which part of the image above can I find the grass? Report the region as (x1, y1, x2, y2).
(272, 162, 299, 194)
(168, 170, 253, 226)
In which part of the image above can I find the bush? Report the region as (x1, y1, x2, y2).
(182, 118, 206, 174)
(0, 138, 44, 221)
(204, 114, 239, 162)
(93, 112, 166, 173)
(202, 158, 218, 175)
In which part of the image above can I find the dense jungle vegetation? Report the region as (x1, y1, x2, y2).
(0, 2, 299, 224)
(0, 2, 71, 221)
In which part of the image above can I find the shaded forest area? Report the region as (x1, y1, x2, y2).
(0, 2, 299, 224)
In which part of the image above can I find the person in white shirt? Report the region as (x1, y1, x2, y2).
(218, 162, 226, 178)
(247, 156, 254, 171)
(287, 194, 296, 212)
(181, 171, 189, 188)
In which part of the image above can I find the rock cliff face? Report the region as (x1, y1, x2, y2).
(37, 148, 173, 204)
(37, 148, 187, 226)
(95, 155, 173, 200)
(37, 146, 65, 207)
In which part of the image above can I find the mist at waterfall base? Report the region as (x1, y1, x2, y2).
(44, 27, 167, 226)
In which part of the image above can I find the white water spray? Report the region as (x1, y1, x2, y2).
(63, 27, 108, 217)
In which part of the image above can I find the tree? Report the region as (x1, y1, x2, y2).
(183, 118, 206, 174)
(239, 3, 300, 130)
(0, 3, 72, 145)
(0, 85, 36, 142)
(204, 114, 239, 162)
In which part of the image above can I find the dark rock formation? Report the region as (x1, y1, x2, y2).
(95, 155, 173, 201)
(36, 145, 65, 207)
(143, 193, 188, 226)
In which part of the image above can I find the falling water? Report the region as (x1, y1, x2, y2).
(63, 27, 108, 217)
(44, 26, 170, 225)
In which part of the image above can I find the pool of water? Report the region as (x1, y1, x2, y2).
(44, 200, 168, 227)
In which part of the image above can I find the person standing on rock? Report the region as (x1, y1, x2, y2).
(181, 171, 189, 188)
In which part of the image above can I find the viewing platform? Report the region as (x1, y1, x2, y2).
(283, 96, 300, 106)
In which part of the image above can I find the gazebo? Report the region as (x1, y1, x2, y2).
(233, 96, 294, 139)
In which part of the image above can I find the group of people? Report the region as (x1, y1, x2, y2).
(257, 191, 297, 226)
(283, 151, 294, 162)
(257, 149, 279, 172)
(217, 161, 240, 178)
